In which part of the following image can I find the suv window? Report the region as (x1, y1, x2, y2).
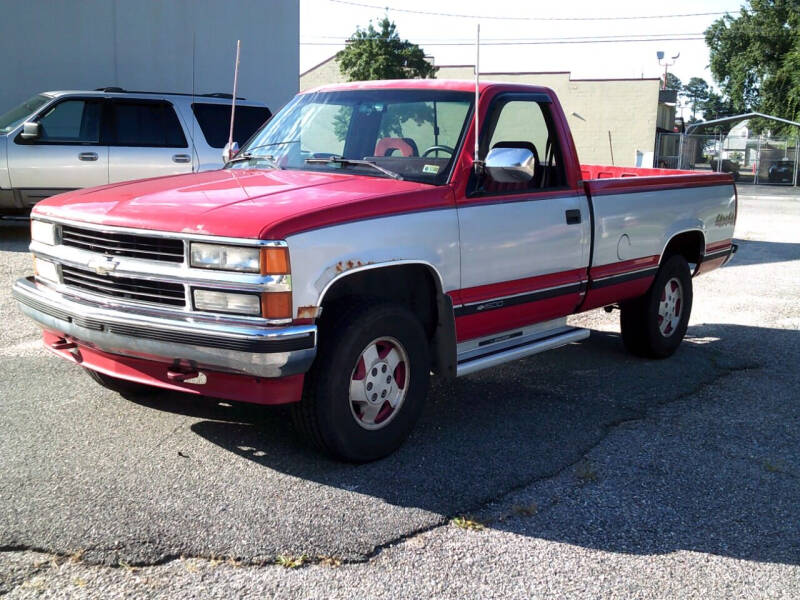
(191, 104, 271, 148)
(109, 101, 187, 147)
(35, 99, 102, 143)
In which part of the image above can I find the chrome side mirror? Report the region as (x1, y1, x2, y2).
(222, 141, 239, 163)
(484, 146, 535, 183)
(20, 121, 40, 140)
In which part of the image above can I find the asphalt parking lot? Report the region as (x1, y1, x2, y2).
(1, 184, 799, 598)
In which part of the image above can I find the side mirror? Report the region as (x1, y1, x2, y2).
(222, 141, 239, 163)
(20, 121, 40, 140)
(484, 146, 535, 183)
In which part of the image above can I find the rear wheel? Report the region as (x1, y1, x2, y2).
(84, 368, 153, 397)
(619, 254, 693, 358)
(292, 299, 430, 462)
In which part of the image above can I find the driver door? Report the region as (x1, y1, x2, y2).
(455, 94, 590, 341)
(8, 97, 108, 201)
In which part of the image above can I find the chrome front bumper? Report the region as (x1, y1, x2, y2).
(12, 277, 317, 378)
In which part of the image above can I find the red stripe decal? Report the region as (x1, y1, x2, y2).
(705, 239, 733, 253)
(580, 276, 655, 312)
(454, 268, 586, 305)
(590, 255, 659, 280)
(455, 294, 580, 342)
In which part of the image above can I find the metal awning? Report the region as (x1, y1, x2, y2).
(685, 112, 800, 135)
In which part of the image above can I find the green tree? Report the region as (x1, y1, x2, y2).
(705, 0, 800, 133)
(682, 77, 710, 120)
(337, 17, 437, 81)
(333, 18, 437, 143)
(664, 72, 683, 91)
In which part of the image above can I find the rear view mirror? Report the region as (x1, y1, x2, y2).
(222, 141, 239, 163)
(20, 121, 40, 140)
(484, 146, 535, 183)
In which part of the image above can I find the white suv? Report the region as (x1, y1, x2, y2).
(0, 88, 271, 213)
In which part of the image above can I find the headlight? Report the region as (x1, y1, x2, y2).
(31, 220, 59, 245)
(33, 257, 61, 284)
(190, 243, 260, 273)
(192, 289, 262, 316)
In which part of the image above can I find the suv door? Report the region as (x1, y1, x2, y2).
(7, 97, 108, 201)
(455, 93, 591, 341)
(107, 99, 193, 183)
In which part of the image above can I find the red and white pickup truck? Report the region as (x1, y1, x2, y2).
(14, 80, 737, 461)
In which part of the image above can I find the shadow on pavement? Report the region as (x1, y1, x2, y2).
(132, 323, 799, 565)
(727, 238, 800, 267)
(0, 221, 30, 253)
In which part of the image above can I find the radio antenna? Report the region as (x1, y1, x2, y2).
(474, 24, 483, 174)
(225, 40, 241, 161)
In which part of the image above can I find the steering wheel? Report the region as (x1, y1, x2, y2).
(421, 145, 455, 157)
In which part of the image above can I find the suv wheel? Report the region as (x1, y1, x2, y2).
(292, 299, 430, 462)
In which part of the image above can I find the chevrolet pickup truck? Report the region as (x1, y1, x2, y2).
(13, 80, 737, 461)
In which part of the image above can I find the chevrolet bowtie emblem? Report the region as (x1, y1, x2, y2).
(87, 256, 120, 275)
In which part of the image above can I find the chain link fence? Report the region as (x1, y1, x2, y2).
(655, 132, 799, 186)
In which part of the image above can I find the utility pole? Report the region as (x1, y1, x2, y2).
(657, 51, 680, 90)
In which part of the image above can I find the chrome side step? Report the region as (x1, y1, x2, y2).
(456, 327, 590, 377)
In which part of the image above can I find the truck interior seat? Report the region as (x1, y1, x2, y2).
(374, 137, 419, 157)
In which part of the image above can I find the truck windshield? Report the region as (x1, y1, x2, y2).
(0, 94, 51, 133)
(229, 89, 473, 185)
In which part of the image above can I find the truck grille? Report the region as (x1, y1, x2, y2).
(61, 265, 186, 307)
(61, 225, 185, 263)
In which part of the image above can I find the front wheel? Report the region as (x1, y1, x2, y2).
(292, 300, 430, 462)
(619, 254, 693, 358)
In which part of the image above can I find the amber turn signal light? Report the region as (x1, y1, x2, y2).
(261, 291, 292, 319)
(260, 247, 290, 275)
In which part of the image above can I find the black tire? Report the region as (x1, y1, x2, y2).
(84, 368, 154, 397)
(292, 299, 430, 462)
(619, 254, 693, 359)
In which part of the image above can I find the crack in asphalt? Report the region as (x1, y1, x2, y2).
(0, 356, 766, 584)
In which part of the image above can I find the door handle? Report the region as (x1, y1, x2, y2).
(78, 152, 98, 162)
(565, 209, 582, 225)
(172, 154, 191, 163)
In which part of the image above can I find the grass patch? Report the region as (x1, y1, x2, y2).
(276, 555, 307, 569)
(575, 459, 599, 483)
(511, 502, 538, 516)
(452, 516, 485, 531)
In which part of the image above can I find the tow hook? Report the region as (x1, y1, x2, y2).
(603, 304, 620, 313)
(167, 362, 207, 385)
(50, 338, 77, 350)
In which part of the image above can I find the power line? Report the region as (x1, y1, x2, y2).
(300, 36, 706, 46)
(326, 0, 735, 21)
(304, 32, 707, 43)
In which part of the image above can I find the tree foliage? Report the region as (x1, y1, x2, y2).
(682, 77, 710, 120)
(337, 18, 437, 81)
(706, 0, 800, 133)
(333, 18, 437, 144)
(664, 73, 683, 91)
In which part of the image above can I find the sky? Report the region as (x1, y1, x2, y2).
(300, 0, 744, 87)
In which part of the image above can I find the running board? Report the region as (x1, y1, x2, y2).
(456, 327, 590, 377)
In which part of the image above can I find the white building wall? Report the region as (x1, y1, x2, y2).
(300, 60, 661, 167)
(0, 0, 298, 114)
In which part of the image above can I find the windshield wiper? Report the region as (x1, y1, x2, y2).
(226, 153, 282, 169)
(304, 156, 404, 180)
(226, 140, 300, 168)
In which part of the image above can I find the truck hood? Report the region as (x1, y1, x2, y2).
(32, 169, 446, 239)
